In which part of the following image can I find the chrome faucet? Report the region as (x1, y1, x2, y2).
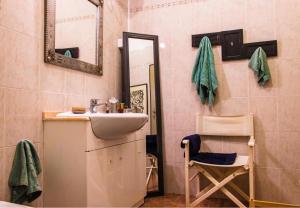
(90, 99, 107, 113)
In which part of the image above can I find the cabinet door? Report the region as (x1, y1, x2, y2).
(135, 139, 147, 200)
(87, 145, 122, 207)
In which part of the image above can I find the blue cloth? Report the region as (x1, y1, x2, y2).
(146, 135, 158, 156)
(181, 134, 237, 165)
(191, 152, 237, 165)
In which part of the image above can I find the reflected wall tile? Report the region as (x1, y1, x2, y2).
(278, 96, 300, 132)
(255, 167, 281, 202)
(280, 168, 300, 204)
(250, 97, 277, 133)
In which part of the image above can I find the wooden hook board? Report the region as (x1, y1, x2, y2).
(192, 29, 277, 61)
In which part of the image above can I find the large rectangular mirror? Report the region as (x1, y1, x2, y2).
(122, 32, 164, 197)
(44, 0, 103, 76)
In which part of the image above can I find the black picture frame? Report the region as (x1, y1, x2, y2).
(122, 32, 164, 197)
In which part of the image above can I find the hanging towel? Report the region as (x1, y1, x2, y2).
(192, 36, 218, 106)
(249, 47, 271, 86)
(181, 134, 237, 165)
(8, 140, 42, 204)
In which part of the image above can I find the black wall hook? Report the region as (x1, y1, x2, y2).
(192, 29, 277, 61)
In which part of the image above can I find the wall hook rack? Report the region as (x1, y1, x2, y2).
(192, 29, 277, 61)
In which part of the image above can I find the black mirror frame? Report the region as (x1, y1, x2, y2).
(122, 32, 164, 197)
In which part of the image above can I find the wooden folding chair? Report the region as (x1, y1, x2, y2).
(183, 114, 255, 207)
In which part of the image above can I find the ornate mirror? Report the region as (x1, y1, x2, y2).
(44, 0, 103, 76)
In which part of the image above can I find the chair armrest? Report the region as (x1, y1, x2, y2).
(248, 137, 255, 147)
(182, 140, 189, 145)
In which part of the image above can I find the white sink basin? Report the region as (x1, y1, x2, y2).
(57, 112, 148, 139)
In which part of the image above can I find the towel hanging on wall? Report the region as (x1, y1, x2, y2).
(249, 47, 271, 86)
(8, 140, 42, 204)
(192, 36, 218, 106)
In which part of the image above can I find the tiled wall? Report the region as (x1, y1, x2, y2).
(130, 0, 300, 204)
(0, 0, 128, 206)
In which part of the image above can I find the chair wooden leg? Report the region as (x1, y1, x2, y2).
(196, 174, 200, 196)
(212, 168, 250, 201)
(249, 147, 255, 207)
(191, 167, 248, 207)
(184, 143, 190, 207)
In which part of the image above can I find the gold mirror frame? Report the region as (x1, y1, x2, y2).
(44, 0, 103, 76)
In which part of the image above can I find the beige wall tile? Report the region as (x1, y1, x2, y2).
(218, 62, 249, 99)
(278, 60, 300, 97)
(255, 167, 281, 202)
(278, 96, 300, 132)
(65, 71, 85, 95)
(4, 89, 39, 146)
(0, 88, 4, 148)
(3, 146, 15, 201)
(278, 132, 300, 170)
(280, 169, 300, 204)
(40, 92, 65, 112)
(255, 132, 281, 168)
(245, 0, 276, 42)
(0, 0, 40, 37)
(40, 65, 66, 93)
(64, 94, 86, 112)
(250, 97, 277, 133)
(0, 149, 4, 200)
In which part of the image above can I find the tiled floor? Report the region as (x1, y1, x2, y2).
(142, 194, 237, 207)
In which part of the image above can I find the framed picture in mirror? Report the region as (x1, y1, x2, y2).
(130, 84, 148, 114)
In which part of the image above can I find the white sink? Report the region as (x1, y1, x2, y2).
(56, 112, 148, 139)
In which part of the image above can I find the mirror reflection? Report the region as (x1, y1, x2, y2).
(55, 0, 98, 64)
(128, 38, 159, 193)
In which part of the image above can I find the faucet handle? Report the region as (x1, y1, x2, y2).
(90, 98, 99, 105)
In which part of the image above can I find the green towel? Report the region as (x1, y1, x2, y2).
(192, 36, 218, 106)
(249, 47, 271, 86)
(8, 140, 42, 204)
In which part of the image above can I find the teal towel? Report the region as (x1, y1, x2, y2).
(249, 47, 271, 86)
(192, 36, 218, 106)
(8, 140, 42, 204)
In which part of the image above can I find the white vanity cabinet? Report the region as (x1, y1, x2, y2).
(43, 117, 147, 207)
